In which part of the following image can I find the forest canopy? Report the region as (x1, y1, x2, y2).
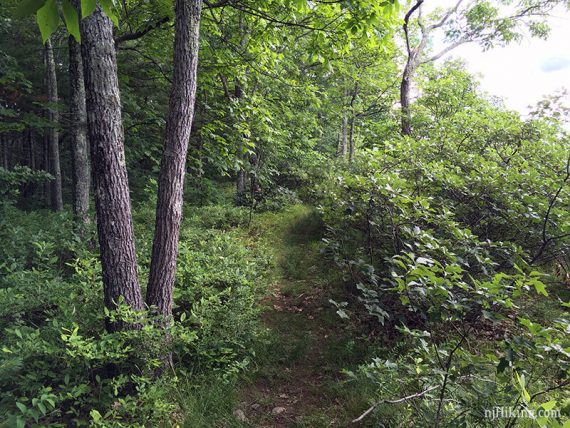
(1, 0, 570, 426)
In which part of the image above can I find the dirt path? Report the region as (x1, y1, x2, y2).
(235, 206, 369, 427)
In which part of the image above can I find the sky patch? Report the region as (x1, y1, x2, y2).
(541, 56, 570, 72)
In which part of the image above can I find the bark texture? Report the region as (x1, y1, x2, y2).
(400, 63, 414, 136)
(147, 0, 202, 318)
(44, 38, 63, 211)
(69, 28, 91, 228)
(348, 115, 355, 162)
(80, 6, 144, 327)
(1, 135, 7, 169)
(340, 116, 348, 156)
(236, 168, 247, 195)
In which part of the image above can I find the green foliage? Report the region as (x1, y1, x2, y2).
(0, 166, 52, 204)
(15, 0, 118, 42)
(186, 205, 250, 230)
(317, 62, 570, 425)
(0, 200, 271, 426)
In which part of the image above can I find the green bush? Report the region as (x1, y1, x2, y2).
(317, 109, 570, 424)
(186, 205, 250, 230)
(0, 202, 272, 426)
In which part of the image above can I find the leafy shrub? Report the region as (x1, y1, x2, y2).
(257, 186, 301, 212)
(186, 205, 250, 229)
(317, 113, 570, 424)
(0, 166, 52, 204)
(0, 202, 272, 426)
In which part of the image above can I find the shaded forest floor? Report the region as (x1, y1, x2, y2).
(232, 205, 373, 427)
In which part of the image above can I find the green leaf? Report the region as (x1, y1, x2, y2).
(14, 0, 46, 18)
(532, 279, 548, 296)
(541, 400, 557, 411)
(90, 409, 102, 422)
(36, 0, 59, 43)
(15, 402, 27, 414)
(100, 0, 118, 26)
(81, 0, 96, 18)
(62, 0, 80, 42)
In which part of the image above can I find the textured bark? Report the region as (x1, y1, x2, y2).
(233, 78, 248, 199)
(43, 132, 50, 206)
(80, 6, 144, 328)
(27, 129, 35, 169)
(348, 82, 359, 162)
(400, 62, 414, 136)
(340, 116, 348, 156)
(69, 24, 91, 229)
(44, 38, 63, 211)
(147, 0, 202, 319)
(348, 115, 355, 162)
(236, 168, 247, 195)
(1, 135, 7, 169)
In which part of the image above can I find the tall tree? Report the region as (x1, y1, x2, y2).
(44, 37, 63, 210)
(80, 5, 144, 329)
(147, 0, 202, 319)
(69, 1, 90, 229)
(399, 0, 561, 136)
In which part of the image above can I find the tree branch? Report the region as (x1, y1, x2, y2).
(420, 39, 467, 64)
(115, 16, 170, 46)
(403, 0, 424, 56)
(429, 0, 467, 31)
(351, 385, 440, 423)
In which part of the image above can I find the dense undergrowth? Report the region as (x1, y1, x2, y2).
(0, 189, 272, 427)
(316, 103, 570, 425)
(2, 57, 570, 427)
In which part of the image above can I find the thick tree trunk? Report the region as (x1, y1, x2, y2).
(233, 78, 248, 200)
(80, 6, 144, 329)
(236, 168, 246, 195)
(348, 115, 355, 162)
(43, 132, 50, 207)
(147, 0, 202, 319)
(400, 60, 415, 137)
(1, 135, 7, 169)
(340, 115, 348, 156)
(69, 26, 91, 229)
(44, 38, 63, 211)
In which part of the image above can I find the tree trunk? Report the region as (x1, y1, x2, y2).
(233, 77, 249, 200)
(80, 6, 144, 329)
(340, 115, 348, 156)
(44, 38, 63, 211)
(348, 115, 355, 162)
(1, 135, 7, 169)
(400, 60, 415, 137)
(236, 168, 247, 196)
(147, 0, 202, 319)
(43, 132, 50, 207)
(69, 22, 91, 229)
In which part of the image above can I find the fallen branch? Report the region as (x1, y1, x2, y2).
(352, 385, 440, 424)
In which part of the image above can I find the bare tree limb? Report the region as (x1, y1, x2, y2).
(351, 385, 440, 424)
(403, 0, 425, 56)
(429, 0, 467, 31)
(420, 39, 468, 64)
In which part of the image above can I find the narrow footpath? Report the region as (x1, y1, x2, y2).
(235, 206, 372, 427)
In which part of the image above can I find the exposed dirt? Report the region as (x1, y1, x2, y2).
(235, 207, 365, 427)
(239, 282, 343, 427)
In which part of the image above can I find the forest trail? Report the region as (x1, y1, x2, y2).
(236, 205, 368, 427)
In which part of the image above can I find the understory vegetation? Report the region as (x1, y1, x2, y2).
(2, 0, 570, 426)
